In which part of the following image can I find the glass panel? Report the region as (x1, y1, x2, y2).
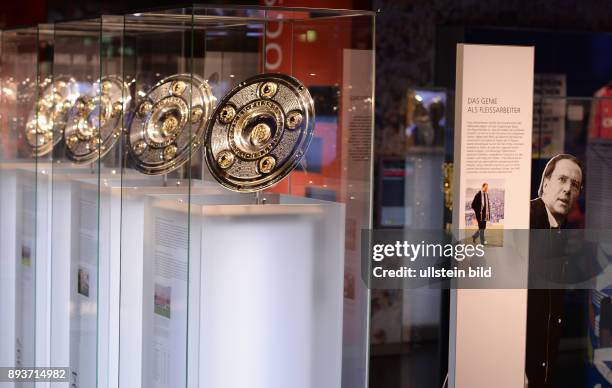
(49, 18, 102, 388)
(99, 14, 125, 388)
(371, 88, 450, 388)
(36, 22, 55, 376)
(584, 96, 612, 388)
(119, 8, 195, 388)
(0, 28, 39, 383)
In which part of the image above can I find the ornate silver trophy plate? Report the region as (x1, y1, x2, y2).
(25, 76, 79, 157)
(204, 73, 315, 192)
(127, 74, 215, 175)
(64, 75, 130, 163)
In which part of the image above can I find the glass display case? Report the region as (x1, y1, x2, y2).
(116, 7, 375, 388)
(0, 5, 375, 388)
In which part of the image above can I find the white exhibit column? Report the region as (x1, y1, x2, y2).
(35, 167, 53, 385)
(0, 170, 18, 372)
(197, 198, 346, 388)
(50, 177, 75, 388)
(0, 167, 40, 387)
(122, 192, 345, 388)
(50, 174, 105, 387)
(118, 183, 237, 388)
(450, 44, 534, 388)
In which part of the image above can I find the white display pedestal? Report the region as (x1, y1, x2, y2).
(119, 186, 249, 388)
(3, 164, 348, 388)
(0, 168, 22, 373)
(50, 170, 103, 388)
(119, 191, 346, 388)
(0, 164, 49, 383)
(35, 164, 52, 388)
(49, 170, 167, 388)
(47, 176, 221, 388)
(194, 196, 346, 388)
(99, 176, 223, 388)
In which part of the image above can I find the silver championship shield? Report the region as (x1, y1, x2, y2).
(204, 73, 315, 192)
(25, 76, 79, 157)
(127, 74, 215, 175)
(64, 76, 131, 163)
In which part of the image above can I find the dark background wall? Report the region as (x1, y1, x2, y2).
(373, 0, 612, 152)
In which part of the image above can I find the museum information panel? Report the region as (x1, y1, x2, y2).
(451, 44, 534, 388)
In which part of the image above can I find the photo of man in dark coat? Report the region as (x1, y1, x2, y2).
(471, 182, 491, 244)
(526, 154, 584, 388)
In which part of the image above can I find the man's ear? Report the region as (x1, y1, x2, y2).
(542, 178, 549, 194)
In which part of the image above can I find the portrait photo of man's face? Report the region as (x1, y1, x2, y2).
(541, 158, 582, 218)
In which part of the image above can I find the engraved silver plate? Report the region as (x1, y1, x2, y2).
(25, 76, 79, 157)
(204, 73, 315, 192)
(127, 74, 215, 175)
(64, 76, 131, 163)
